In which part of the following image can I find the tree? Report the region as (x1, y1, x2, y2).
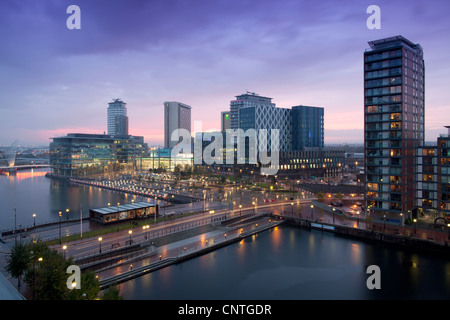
(65, 270, 100, 300)
(101, 283, 123, 300)
(317, 191, 325, 202)
(5, 241, 30, 290)
(23, 241, 73, 300)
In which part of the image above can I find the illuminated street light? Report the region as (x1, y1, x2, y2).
(143, 225, 150, 239)
(59, 211, 62, 244)
(98, 237, 102, 253)
(32, 213, 37, 227)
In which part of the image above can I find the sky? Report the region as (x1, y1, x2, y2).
(0, 0, 449, 147)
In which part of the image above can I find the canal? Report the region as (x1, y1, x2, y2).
(0, 168, 136, 231)
(2, 169, 450, 299)
(118, 225, 450, 300)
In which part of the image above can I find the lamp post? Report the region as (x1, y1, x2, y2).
(98, 237, 102, 253)
(447, 223, 450, 240)
(59, 211, 62, 244)
(13, 208, 17, 244)
(239, 204, 242, 217)
(413, 218, 417, 235)
(310, 204, 314, 219)
(62, 245, 67, 259)
(356, 211, 360, 227)
(209, 210, 215, 223)
(129, 230, 133, 245)
(383, 215, 386, 232)
(291, 202, 294, 215)
(66, 208, 70, 221)
(32, 213, 37, 227)
(143, 225, 149, 240)
(332, 207, 335, 224)
(253, 201, 256, 213)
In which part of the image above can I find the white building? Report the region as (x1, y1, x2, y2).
(107, 99, 128, 136)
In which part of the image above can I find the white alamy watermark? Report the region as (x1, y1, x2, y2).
(66, 265, 81, 289)
(366, 5, 381, 30)
(66, 5, 81, 30)
(366, 265, 381, 289)
(171, 121, 280, 175)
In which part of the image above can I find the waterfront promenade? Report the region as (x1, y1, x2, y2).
(2, 196, 450, 298)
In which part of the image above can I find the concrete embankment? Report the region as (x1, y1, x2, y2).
(282, 215, 450, 255)
(99, 219, 284, 289)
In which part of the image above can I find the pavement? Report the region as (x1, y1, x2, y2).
(2, 196, 450, 299)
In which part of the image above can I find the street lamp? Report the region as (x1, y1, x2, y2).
(62, 245, 67, 259)
(32, 213, 37, 227)
(143, 225, 149, 240)
(13, 208, 17, 244)
(310, 204, 314, 219)
(209, 210, 215, 223)
(129, 230, 133, 244)
(447, 223, 450, 240)
(413, 218, 417, 235)
(98, 237, 102, 253)
(291, 202, 294, 215)
(239, 204, 242, 217)
(59, 211, 62, 244)
(253, 201, 256, 213)
(66, 208, 70, 221)
(383, 215, 386, 232)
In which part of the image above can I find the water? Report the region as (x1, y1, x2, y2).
(0, 168, 135, 231)
(3, 169, 450, 299)
(118, 226, 450, 300)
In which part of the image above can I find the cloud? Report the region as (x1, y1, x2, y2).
(0, 0, 449, 146)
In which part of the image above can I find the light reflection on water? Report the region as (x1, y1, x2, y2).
(0, 168, 131, 230)
(117, 226, 450, 300)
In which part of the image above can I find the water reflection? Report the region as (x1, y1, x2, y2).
(117, 227, 450, 300)
(0, 169, 130, 230)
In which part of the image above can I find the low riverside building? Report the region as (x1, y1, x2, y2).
(49, 133, 148, 177)
(89, 201, 158, 224)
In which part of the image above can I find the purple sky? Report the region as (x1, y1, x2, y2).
(0, 0, 449, 146)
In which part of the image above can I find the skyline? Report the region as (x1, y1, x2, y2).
(1, 0, 450, 146)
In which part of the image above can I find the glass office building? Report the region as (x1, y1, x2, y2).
(292, 105, 324, 151)
(107, 99, 128, 136)
(50, 133, 148, 177)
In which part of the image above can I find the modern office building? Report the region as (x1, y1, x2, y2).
(50, 133, 148, 177)
(107, 99, 128, 136)
(278, 149, 344, 178)
(239, 103, 292, 152)
(164, 101, 191, 149)
(292, 105, 324, 151)
(364, 35, 425, 220)
(415, 126, 450, 220)
(221, 111, 231, 131)
(114, 114, 129, 137)
(229, 92, 275, 130)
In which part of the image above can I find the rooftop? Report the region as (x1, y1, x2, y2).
(0, 272, 25, 300)
(90, 201, 156, 215)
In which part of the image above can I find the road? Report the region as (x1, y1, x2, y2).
(51, 198, 315, 259)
